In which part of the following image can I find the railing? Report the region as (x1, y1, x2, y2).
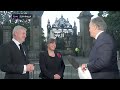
(0, 71, 5, 79)
(0, 63, 79, 79)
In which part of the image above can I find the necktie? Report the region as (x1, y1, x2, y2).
(19, 44, 25, 56)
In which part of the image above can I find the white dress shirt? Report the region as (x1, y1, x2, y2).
(12, 38, 27, 74)
(95, 31, 104, 39)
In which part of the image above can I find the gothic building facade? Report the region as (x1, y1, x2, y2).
(47, 15, 77, 50)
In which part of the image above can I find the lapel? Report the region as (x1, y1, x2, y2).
(13, 41, 27, 55)
(94, 32, 105, 48)
(11, 41, 21, 53)
(21, 44, 27, 56)
(11, 41, 27, 57)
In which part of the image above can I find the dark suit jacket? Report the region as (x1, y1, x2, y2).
(0, 41, 30, 79)
(87, 32, 119, 79)
(39, 51, 65, 79)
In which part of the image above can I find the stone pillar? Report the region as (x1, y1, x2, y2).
(77, 32, 82, 48)
(117, 51, 120, 61)
(30, 16, 41, 51)
(47, 19, 51, 40)
(2, 25, 11, 44)
(0, 25, 3, 45)
(28, 11, 44, 62)
(77, 11, 93, 57)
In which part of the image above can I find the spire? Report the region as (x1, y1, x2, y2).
(48, 19, 50, 24)
(47, 19, 51, 29)
(55, 17, 58, 21)
(67, 18, 69, 21)
(47, 19, 51, 26)
(73, 21, 77, 30)
(74, 21, 76, 26)
(61, 14, 63, 18)
(55, 17, 58, 23)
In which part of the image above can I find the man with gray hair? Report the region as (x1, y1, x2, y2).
(0, 25, 34, 79)
(81, 17, 119, 79)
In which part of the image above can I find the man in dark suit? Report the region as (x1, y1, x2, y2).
(0, 25, 34, 79)
(81, 17, 119, 79)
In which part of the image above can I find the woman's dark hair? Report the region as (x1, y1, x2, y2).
(47, 38, 56, 45)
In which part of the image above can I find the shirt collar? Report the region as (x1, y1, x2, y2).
(12, 38, 21, 49)
(95, 31, 104, 39)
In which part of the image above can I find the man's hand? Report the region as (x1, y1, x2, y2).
(54, 74, 61, 79)
(81, 64, 87, 72)
(26, 64, 34, 72)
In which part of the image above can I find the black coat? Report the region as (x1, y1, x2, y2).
(87, 32, 119, 79)
(39, 51, 65, 79)
(0, 41, 30, 79)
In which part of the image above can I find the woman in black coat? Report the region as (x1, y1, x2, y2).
(39, 38, 65, 79)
